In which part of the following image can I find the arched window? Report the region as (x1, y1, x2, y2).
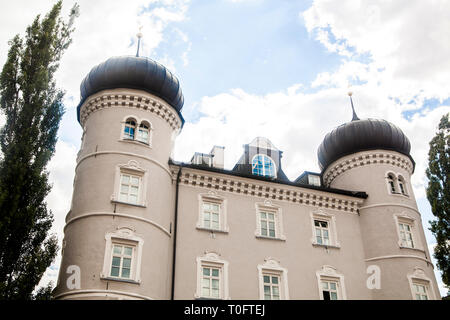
(387, 174, 396, 193)
(398, 176, 407, 195)
(137, 121, 150, 144)
(252, 154, 276, 178)
(124, 118, 136, 140)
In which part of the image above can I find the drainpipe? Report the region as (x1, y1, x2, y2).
(171, 166, 182, 300)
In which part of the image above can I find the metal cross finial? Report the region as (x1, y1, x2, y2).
(136, 26, 143, 57)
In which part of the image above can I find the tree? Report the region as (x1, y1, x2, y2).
(0, 1, 79, 299)
(426, 113, 450, 293)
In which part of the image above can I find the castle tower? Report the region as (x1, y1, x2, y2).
(317, 98, 440, 299)
(54, 55, 184, 300)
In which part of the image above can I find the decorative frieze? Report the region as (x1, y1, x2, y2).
(172, 167, 363, 213)
(79, 91, 182, 130)
(323, 151, 414, 186)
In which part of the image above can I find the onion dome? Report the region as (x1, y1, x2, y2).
(76, 56, 184, 123)
(317, 97, 413, 171)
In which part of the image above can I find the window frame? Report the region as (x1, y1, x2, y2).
(255, 200, 286, 241)
(251, 154, 277, 178)
(101, 227, 144, 284)
(316, 265, 347, 300)
(120, 116, 153, 147)
(394, 213, 422, 250)
(407, 267, 436, 300)
(196, 192, 229, 233)
(112, 160, 147, 207)
(310, 209, 340, 248)
(195, 252, 230, 300)
(257, 258, 289, 300)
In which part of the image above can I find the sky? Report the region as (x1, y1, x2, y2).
(0, 0, 449, 297)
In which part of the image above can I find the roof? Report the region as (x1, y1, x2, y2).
(76, 56, 184, 124)
(317, 118, 414, 172)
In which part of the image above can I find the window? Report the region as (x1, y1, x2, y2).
(201, 266, 221, 299)
(110, 244, 134, 279)
(197, 192, 229, 233)
(252, 154, 276, 178)
(412, 283, 429, 300)
(398, 222, 414, 248)
(398, 176, 407, 195)
(316, 265, 347, 300)
(119, 173, 140, 205)
(314, 220, 330, 245)
(308, 174, 321, 186)
(101, 227, 144, 284)
(124, 118, 136, 140)
(257, 258, 289, 300)
(310, 209, 340, 248)
(255, 201, 286, 241)
(137, 122, 150, 144)
(112, 160, 147, 207)
(321, 280, 339, 300)
(263, 273, 280, 300)
(203, 202, 220, 230)
(260, 211, 276, 238)
(387, 173, 396, 193)
(195, 252, 230, 299)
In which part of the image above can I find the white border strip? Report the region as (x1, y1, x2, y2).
(54, 289, 153, 300)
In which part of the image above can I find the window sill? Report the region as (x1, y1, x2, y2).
(399, 246, 425, 253)
(119, 139, 151, 148)
(111, 200, 146, 208)
(255, 235, 286, 242)
(389, 192, 409, 198)
(312, 243, 341, 249)
(100, 276, 141, 285)
(196, 226, 229, 234)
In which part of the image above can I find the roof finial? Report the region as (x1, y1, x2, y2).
(348, 87, 360, 121)
(136, 26, 143, 57)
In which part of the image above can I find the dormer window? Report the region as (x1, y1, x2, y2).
(252, 154, 276, 178)
(124, 118, 136, 140)
(308, 175, 321, 187)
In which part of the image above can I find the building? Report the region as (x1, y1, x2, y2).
(54, 55, 440, 300)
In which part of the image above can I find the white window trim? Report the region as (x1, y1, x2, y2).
(257, 258, 289, 300)
(251, 154, 277, 178)
(310, 209, 340, 248)
(407, 267, 436, 300)
(385, 171, 410, 197)
(316, 265, 347, 300)
(255, 200, 286, 241)
(196, 191, 229, 233)
(195, 252, 230, 300)
(119, 115, 153, 148)
(101, 227, 144, 284)
(394, 213, 422, 251)
(111, 160, 148, 207)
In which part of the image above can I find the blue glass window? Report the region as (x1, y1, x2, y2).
(124, 119, 136, 140)
(252, 155, 276, 178)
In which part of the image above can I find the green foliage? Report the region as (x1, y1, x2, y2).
(426, 113, 450, 289)
(0, 1, 79, 300)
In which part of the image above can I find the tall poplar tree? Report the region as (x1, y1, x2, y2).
(426, 113, 450, 292)
(0, 1, 79, 299)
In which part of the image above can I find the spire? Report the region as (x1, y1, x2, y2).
(136, 26, 143, 57)
(348, 90, 360, 121)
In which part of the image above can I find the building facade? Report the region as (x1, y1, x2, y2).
(54, 55, 440, 300)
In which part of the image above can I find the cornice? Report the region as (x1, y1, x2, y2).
(323, 150, 414, 186)
(79, 89, 182, 131)
(172, 166, 364, 214)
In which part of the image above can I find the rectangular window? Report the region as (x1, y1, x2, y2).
(201, 267, 221, 299)
(202, 202, 220, 230)
(110, 244, 134, 279)
(260, 211, 276, 238)
(263, 273, 280, 300)
(119, 173, 140, 204)
(308, 175, 321, 186)
(321, 280, 339, 300)
(315, 220, 330, 245)
(413, 283, 429, 300)
(399, 222, 414, 248)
